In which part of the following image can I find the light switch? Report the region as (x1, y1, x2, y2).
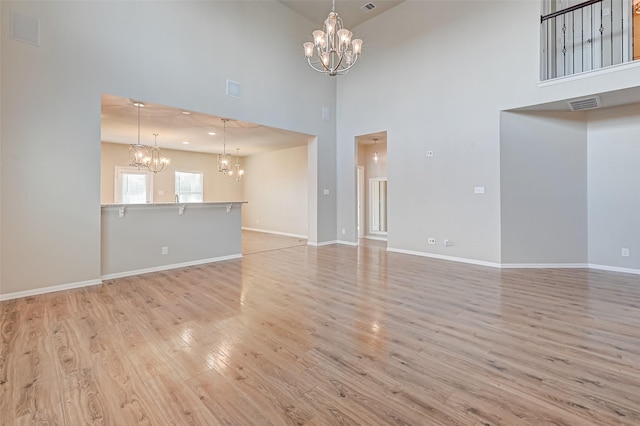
(323, 189, 330, 195)
(474, 186, 485, 194)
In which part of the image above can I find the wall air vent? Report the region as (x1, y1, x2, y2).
(568, 96, 601, 111)
(361, 2, 377, 12)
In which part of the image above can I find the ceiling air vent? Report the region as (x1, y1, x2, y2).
(361, 2, 376, 13)
(568, 96, 601, 111)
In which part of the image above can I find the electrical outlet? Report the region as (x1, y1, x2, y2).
(426, 151, 434, 158)
(428, 238, 436, 245)
(161, 246, 168, 255)
(342, 228, 346, 235)
(622, 248, 630, 257)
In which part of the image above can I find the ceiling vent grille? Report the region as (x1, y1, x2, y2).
(568, 96, 601, 111)
(361, 2, 376, 12)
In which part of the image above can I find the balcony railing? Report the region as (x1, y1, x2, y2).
(540, 0, 632, 80)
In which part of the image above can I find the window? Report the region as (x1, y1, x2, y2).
(175, 171, 204, 202)
(114, 166, 153, 204)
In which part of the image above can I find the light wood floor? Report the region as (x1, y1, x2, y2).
(242, 230, 307, 255)
(2, 240, 640, 425)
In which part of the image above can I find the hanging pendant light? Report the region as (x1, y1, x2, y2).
(144, 133, 170, 173)
(234, 148, 245, 182)
(303, 0, 363, 76)
(373, 138, 379, 164)
(217, 119, 232, 174)
(129, 101, 149, 169)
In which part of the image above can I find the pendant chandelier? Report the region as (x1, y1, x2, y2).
(128, 100, 170, 173)
(373, 138, 379, 164)
(129, 101, 149, 169)
(303, 0, 363, 76)
(233, 148, 245, 182)
(217, 119, 232, 174)
(144, 133, 170, 173)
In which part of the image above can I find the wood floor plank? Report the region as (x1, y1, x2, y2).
(2, 236, 640, 424)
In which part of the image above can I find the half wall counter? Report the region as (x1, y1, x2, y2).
(101, 202, 247, 279)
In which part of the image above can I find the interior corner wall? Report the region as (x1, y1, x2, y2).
(587, 104, 640, 270)
(1, 1, 335, 296)
(336, 0, 640, 265)
(242, 145, 308, 237)
(500, 111, 588, 264)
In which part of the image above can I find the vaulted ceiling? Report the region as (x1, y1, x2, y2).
(101, 2, 404, 155)
(278, 0, 404, 28)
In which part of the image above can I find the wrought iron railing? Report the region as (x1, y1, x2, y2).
(540, 0, 632, 80)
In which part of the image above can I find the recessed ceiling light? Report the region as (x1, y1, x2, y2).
(181, 111, 191, 115)
(208, 131, 216, 136)
(182, 141, 190, 145)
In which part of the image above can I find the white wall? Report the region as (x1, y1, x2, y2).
(336, 1, 640, 265)
(101, 142, 243, 204)
(587, 104, 640, 270)
(242, 145, 308, 237)
(1, 1, 336, 296)
(500, 111, 588, 264)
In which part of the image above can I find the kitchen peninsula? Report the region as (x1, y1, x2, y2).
(101, 201, 246, 279)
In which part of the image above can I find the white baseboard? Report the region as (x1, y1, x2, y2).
(502, 263, 588, 269)
(588, 264, 640, 275)
(242, 227, 307, 239)
(386, 247, 502, 268)
(363, 235, 387, 242)
(101, 254, 242, 280)
(336, 240, 359, 247)
(308, 240, 339, 247)
(0, 278, 103, 301)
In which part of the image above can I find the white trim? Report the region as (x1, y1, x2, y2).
(588, 264, 640, 276)
(242, 227, 308, 239)
(336, 240, 359, 247)
(387, 247, 502, 268)
(0, 278, 103, 301)
(308, 240, 338, 247)
(364, 235, 387, 242)
(501, 263, 588, 269)
(101, 254, 242, 280)
(537, 61, 640, 87)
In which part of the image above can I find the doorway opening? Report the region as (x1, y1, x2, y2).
(356, 131, 388, 242)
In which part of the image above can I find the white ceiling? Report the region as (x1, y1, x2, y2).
(279, 0, 404, 28)
(100, 94, 312, 156)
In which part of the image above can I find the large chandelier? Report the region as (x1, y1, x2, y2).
(129, 101, 149, 169)
(303, 0, 363, 76)
(217, 119, 232, 174)
(144, 133, 170, 173)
